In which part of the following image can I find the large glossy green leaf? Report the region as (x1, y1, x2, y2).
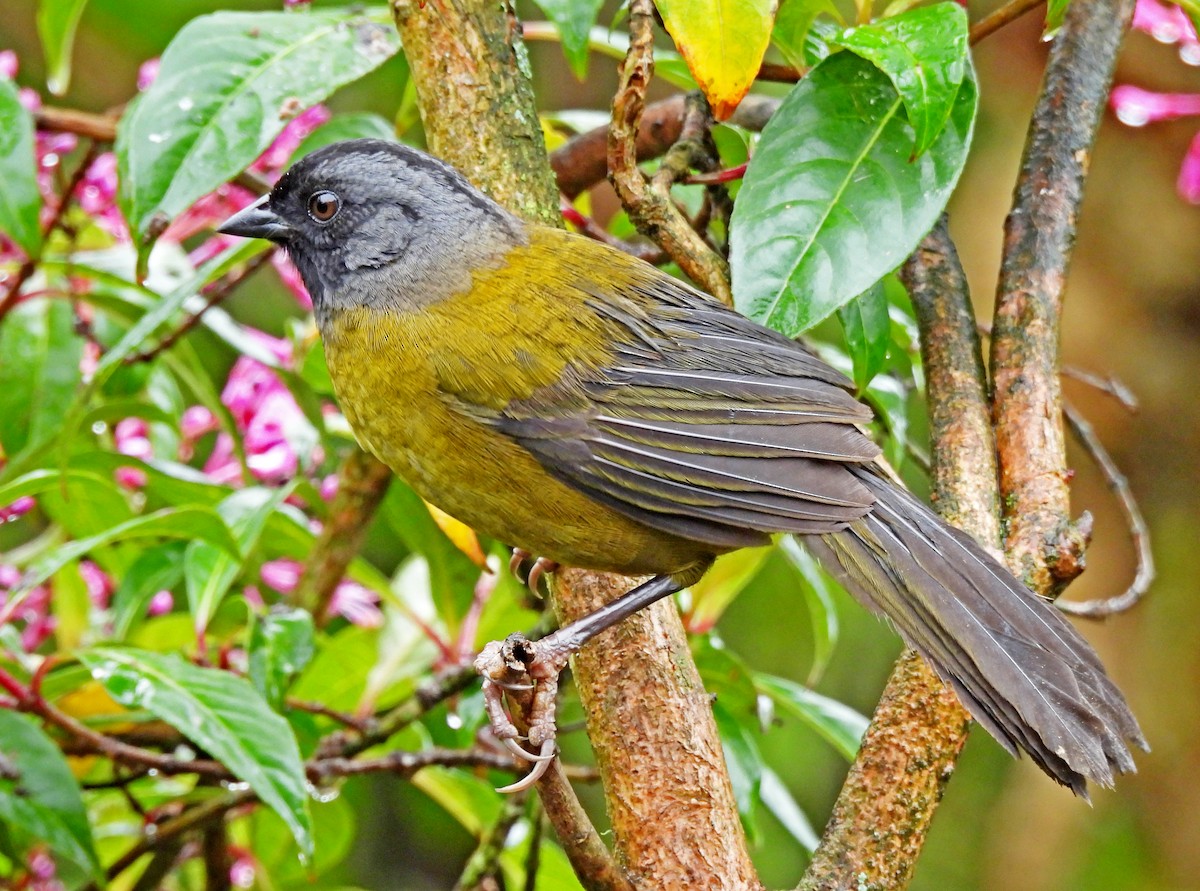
(80, 647, 313, 854)
(116, 8, 398, 245)
(186, 485, 294, 636)
(835, 2, 968, 157)
(0, 77, 41, 258)
(36, 0, 92, 95)
(0, 710, 100, 879)
(712, 700, 764, 839)
(772, 0, 840, 70)
(530, 0, 606, 78)
(754, 672, 868, 760)
(0, 298, 82, 456)
(730, 50, 976, 335)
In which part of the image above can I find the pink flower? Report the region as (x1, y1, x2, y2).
(1111, 84, 1200, 125)
(1179, 132, 1200, 202)
(113, 417, 152, 489)
(0, 496, 35, 523)
(0, 567, 55, 651)
(0, 50, 17, 80)
(137, 58, 160, 92)
(1133, 0, 1200, 63)
(148, 590, 175, 616)
(260, 558, 382, 626)
(79, 560, 113, 608)
(327, 580, 382, 628)
(271, 251, 312, 308)
(261, 559, 303, 593)
(252, 105, 330, 175)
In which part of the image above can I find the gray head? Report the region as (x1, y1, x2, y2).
(218, 139, 527, 321)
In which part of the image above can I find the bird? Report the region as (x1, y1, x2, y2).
(219, 138, 1145, 796)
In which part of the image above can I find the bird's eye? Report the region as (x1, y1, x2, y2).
(307, 190, 341, 223)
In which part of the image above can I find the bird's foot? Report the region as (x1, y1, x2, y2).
(508, 549, 559, 598)
(475, 632, 573, 793)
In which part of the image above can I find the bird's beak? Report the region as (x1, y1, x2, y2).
(218, 195, 293, 242)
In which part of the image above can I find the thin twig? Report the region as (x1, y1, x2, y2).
(970, 0, 1047, 45)
(560, 200, 667, 263)
(124, 251, 274, 364)
(607, 0, 732, 303)
(0, 142, 100, 324)
(1063, 365, 1139, 411)
(454, 791, 528, 891)
(1058, 400, 1154, 617)
(86, 789, 254, 888)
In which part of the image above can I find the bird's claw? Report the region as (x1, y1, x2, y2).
(508, 549, 559, 598)
(475, 634, 573, 793)
(495, 741, 556, 793)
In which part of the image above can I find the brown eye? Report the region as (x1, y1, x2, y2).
(307, 190, 340, 222)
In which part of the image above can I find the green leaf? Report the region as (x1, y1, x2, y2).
(712, 700, 763, 839)
(16, 506, 239, 595)
(778, 538, 840, 685)
(772, 0, 840, 70)
(686, 545, 773, 632)
(759, 767, 819, 851)
(291, 112, 397, 162)
(185, 485, 295, 636)
(730, 51, 977, 335)
(0, 298, 82, 457)
(79, 647, 313, 854)
(289, 624, 379, 712)
(0, 710, 100, 879)
(116, 8, 399, 246)
(36, 0, 91, 96)
(1045, 0, 1070, 32)
(530, 0, 606, 78)
(110, 542, 186, 639)
(754, 672, 868, 760)
(837, 280, 891, 389)
(249, 606, 316, 708)
(0, 77, 41, 258)
(835, 2, 969, 157)
(655, 0, 777, 119)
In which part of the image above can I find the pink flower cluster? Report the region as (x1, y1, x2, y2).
(0, 50, 125, 263)
(260, 558, 382, 627)
(1111, 0, 1200, 203)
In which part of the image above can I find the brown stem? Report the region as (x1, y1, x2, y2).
(534, 763, 633, 891)
(970, 0, 1046, 45)
(800, 218, 999, 890)
(607, 0, 732, 304)
(552, 94, 777, 201)
(294, 446, 393, 626)
(124, 250, 274, 364)
(554, 568, 762, 890)
(989, 0, 1135, 596)
(454, 792, 528, 891)
(202, 818, 233, 891)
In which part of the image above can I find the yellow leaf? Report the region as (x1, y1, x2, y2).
(423, 500, 490, 570)
(656, 0, 778, 119)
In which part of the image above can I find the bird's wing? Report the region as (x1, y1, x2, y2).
(466, 267, 883, 550)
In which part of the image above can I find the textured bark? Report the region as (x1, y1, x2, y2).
(799, 219, 996, 891)
(556, 568, 762, 891)
(389, 2, 754, 887)
(990, 0, 1135, 595)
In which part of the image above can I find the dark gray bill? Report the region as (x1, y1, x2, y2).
(218, 195, 293, 242)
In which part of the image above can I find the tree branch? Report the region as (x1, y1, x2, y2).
(990, 0, 1136, 595)
(799, 217, 999, 890)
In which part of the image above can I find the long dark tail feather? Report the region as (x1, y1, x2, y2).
(802, 466, 1147, 796)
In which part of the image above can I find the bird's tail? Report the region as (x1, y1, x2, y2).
(801, 466, 1146, 795)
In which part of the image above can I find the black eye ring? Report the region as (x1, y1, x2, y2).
(307, 190, 341, 223)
